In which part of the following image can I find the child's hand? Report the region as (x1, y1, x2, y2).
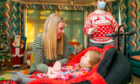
(53, 61, 61, 71)
(48, 67, 56, 75)
(47, 67, 57, 78)
(48, 67, 54, 74)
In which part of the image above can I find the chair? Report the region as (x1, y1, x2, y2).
(27, 46, 130, 84)
(128, 51, 140, 76)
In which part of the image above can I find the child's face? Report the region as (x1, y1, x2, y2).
(80, 52, 91, 68)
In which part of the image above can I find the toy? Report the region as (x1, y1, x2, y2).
(11, 35, 24, 68)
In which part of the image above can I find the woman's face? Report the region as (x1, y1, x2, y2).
(57, 22, 65, 39)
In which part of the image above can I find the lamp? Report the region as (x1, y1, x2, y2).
(71, 0, 74, 5)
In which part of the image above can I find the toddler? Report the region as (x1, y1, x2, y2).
(11, 50, 102, 84)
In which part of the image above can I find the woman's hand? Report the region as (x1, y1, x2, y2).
(91, 25, 98, 34)
(53, 61, 61, 71)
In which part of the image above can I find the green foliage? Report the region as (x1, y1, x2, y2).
(0, 52, 12, 61)
(0, 27, 12, 61)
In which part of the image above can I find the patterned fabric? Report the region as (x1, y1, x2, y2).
(84, 10, 119, 43)
(36, 73, 48, 78)
(57, 64, 90, 80)
(36, 64, 90, 80)
(29, 33, 69, 74)
(127, 0, 140, 51)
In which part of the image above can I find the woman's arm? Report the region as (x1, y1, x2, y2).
(84, 13, 97, 35)
(29, 34, 49, 73)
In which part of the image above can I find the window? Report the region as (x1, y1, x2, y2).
(25, 10, 84, 51)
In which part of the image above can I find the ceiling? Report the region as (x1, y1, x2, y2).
(12, 0, 115, 6)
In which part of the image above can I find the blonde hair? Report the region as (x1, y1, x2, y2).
(42, 13, 65, 60)
(87, 50, 101, 68)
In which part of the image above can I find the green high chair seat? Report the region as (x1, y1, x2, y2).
(129, 51, 140, 76)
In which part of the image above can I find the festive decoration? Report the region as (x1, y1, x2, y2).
(127, 0, 140, 51)
(11, 35, 24, 68)
(26, 53, 30, 68)
(0, 26, 12, 69)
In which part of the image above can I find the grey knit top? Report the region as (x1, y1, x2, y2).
(29, 33, 69, 74)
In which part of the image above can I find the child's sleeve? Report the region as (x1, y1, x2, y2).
(56, 66, 89, 80)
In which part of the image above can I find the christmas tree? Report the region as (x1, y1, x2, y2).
(0, 26, 12, 63)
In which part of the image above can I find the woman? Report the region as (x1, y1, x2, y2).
(84, 0, 123, 48)
(29, 13, 69, 74)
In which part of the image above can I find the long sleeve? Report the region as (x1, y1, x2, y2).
(106, 13, 119, 32)
(83, 10, 119, 43)
(57, 34, 69, 65)
(111, 15, 119, 32)
(29, 34, 49, 74)
(83, 13, 93, 35)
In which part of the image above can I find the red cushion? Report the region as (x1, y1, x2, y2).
(28, 72, 106, 84)
(0, 80, 16, 84)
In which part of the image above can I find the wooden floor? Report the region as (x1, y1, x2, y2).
(0, 64, 28, 75)
(132, 75, 140, 84)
